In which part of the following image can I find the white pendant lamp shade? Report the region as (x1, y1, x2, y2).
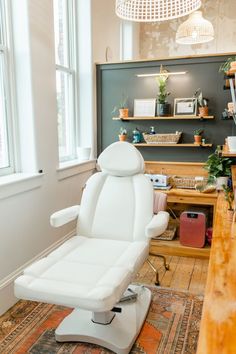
(176, 11, 214, 44)
(116, 0, 202, 22)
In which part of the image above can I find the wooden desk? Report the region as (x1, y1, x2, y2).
(146, 160, 218, 212)
(197, 166, 236, 354)
(163, 188, 218, 211)
(145, 160, 209, 177)
(146, 161, 217, 258)
(150, 188, 216, 259)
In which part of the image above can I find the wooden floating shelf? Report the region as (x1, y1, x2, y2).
(113, 115, 214, 121)
(134, 143, 213, 147)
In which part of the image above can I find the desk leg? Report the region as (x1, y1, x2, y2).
(147, 255, 170, 286)
(146, 259, 160, 286)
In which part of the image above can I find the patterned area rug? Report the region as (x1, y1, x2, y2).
(0, 287, 203, 354)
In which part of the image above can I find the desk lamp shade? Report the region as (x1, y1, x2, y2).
(115, 0, 202, 22)
(176, 11, 214, 44)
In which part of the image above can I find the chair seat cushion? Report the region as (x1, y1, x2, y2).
(15, 236, 149, 312)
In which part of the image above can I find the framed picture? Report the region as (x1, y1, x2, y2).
(134, 98, 156, 117)
(174, 98, 197, 116)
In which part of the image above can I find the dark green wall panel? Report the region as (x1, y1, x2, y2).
(97, 55, 236, 162)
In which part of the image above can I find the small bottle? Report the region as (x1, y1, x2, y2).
(132, 128, 141, 143)
(150, 126, 156, 134)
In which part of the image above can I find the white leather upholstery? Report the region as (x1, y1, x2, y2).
(98, 141, 144, 176)
(145, 211, 169, 238)
(50, 205, 80, 227)
(15, 236, 148, 312)
(14, 142, 168, 317)
(77, 172, 153, 241)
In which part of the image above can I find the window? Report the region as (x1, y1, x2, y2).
(53, 0, 77, 163)
(0, 1, 14, 176)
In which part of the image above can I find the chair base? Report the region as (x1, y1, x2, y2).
(55, 285, 151, 354)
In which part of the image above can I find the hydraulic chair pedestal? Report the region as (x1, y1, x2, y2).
(55, 285, 151, 354)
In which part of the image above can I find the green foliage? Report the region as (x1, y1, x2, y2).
(119, 127, 127, 135)
(205, 151, 232, 179)
(194, 88, 208, 107)
(219, 56, 236, 73)
(222, 184, 234, 210)
(111, 94, 128, 114)
(193, 128, 203, 136)
(156, 76, 170, 104)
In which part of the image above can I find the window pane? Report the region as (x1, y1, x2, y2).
(0, 52, 10, 169)
(56, 70, 75, 161)
(0, 2, 4, 45)
(53, 0, 69, 67)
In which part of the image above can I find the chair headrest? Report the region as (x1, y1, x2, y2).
(98, 142, 145, 177)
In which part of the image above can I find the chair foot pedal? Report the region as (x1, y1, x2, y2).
(119, 288, 138, 303)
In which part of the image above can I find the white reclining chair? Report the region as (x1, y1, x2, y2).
(14, 142, 169, 354)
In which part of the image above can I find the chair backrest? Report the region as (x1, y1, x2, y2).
(77, 142, 153, 242)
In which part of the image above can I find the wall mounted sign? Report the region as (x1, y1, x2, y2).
(134, 98, 156, 117)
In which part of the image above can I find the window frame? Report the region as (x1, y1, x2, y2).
(54, 0, 79, 163)
(0, 0, 16, 176)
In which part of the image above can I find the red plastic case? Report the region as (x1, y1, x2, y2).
(179, 211, 206, 248)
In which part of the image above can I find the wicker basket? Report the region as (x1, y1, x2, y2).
(143, 132, 182, 144)
(170, 175, 208, 189)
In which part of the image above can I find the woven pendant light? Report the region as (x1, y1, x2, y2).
(176, 11, 214, 44)
(116, 0, 202, 22)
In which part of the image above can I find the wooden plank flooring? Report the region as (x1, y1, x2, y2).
(135, 255, 209, 295)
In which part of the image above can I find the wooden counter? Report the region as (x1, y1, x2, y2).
(146, 161, 217, 258)
(197, 166, 236, 354)
(145, 161, 236, 352)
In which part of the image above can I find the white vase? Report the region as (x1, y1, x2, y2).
(216, 176, 228, 190)
(77, 147, 91, 161)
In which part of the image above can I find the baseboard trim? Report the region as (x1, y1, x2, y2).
(0, 229, 76, 315)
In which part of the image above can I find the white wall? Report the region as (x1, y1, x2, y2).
(140, 0, 236, 59)
(0, 0, 95, 314)
(91, 0, 121, 63)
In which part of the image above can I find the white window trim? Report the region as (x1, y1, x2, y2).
(0, 173, 44, 200)
(56, 64, 74, 74)
(54, 0, 79, 164)
(0, 1, 18, 177)
(57, 159, 96, 181)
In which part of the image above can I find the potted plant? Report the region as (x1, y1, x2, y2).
(156, 68, 170, 116)
(222, 184, 235, 221)
(118, 127, 127, 141)
(112, 94, 129, 119)
(219, 57, 236, 92)
(219, 56, 236, 74)
(194, 88, 209, 116)
(205, 150, 232, 190)
(193, 128, 203, 144)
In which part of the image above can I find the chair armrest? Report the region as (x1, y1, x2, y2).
(145, 211, 169, 239)
(50, 205, 80, 227)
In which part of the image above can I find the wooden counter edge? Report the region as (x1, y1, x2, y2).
(197, 167, 236, 354)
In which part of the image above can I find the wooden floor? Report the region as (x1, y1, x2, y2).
(135, 254, 209, 295)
